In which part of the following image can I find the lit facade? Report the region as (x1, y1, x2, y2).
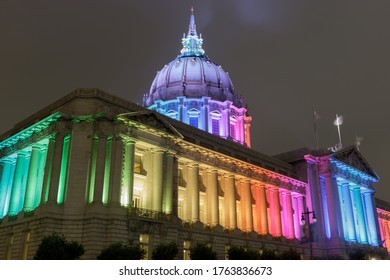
(0, 9, 389, 259)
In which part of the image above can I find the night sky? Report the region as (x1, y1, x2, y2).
(1, 1, 389, 202)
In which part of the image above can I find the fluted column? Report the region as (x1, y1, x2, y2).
(207, 169, 219, 226)
(162, 152, 174, 214)
(121, 139, 136, 207)
(224, 174, 237, 229)
(383, 220, 390, 251)
(8, 151, 30, 215)
(24, 144, 46, 211)
(363, 191, 379, 246)
(268, 187, 282, 236)
(187, 163, 199, 221)
(323, 174, 342, 239)
(341, 182, 356, 241)
(285, 191, 295, 239)
(292, 195, 301, 239)
(0, 158, 15, 217)
(240, 179, 253, 231)
(41, 134, 56, 204)
(109, 135, 124, 206)
(152, 149, 164, 212)
(351, 185, 368, 243)
(92, 135, 107, 204)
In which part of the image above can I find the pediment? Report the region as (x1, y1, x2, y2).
(332, 145, 379, 180)
(117, 110, 183, 138)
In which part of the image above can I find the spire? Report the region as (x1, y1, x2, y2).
(179, 7, 205, 58)
(188, 6, 197, 36)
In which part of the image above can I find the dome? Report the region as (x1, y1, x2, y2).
(144, 56, 244, 107)
(143, 8, 244, 108)
(142, 8, 252, 148)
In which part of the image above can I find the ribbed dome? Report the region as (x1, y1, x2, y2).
(143, 8, 245, 109)
(144, 56, 244, 107)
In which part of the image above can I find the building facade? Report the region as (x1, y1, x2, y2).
(0, 10, 389, 259)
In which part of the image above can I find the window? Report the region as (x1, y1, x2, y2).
(140, 234, 150, 260)
(230, 123, 235, 139)
(212, 119, 220, 135)
(189, 116, 198, 128)
(134, 154, 143, 174)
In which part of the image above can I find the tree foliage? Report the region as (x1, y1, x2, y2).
(97, 243, 146, 260)
(190, 243, 217, 260)
(259, 248, 279, 260)
(228, 246, 261, 260)
(152, 242, 178, 260)
(34, 233, 84, 260)
(278, 248, 301, 260)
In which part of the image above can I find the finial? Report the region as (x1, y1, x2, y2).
(178, 6, 205, 57)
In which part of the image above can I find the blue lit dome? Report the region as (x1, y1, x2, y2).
(143, 8, 252, 147)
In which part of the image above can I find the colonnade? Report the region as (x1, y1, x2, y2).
(0, 140, 49, 218)
(338, 180, 379, 246)
(177, 163, 305, 239)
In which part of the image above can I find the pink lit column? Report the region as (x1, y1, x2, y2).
(269, 187, 282, 237)
(292, 194, 301, 239)
(285, 191, 295, 239)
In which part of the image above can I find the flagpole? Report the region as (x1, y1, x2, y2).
(313, 107, 319, 150)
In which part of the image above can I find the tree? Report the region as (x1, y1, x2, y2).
(190, 243, 217, 260)
(152, 242, 178, 260)
(279, 248, 301, 260)
(348, 248, 366, 260)
(227, 246, 260, 260)
(97, 243, 146, 260)
(34, 233, 84, 260)
(260, 248, 279, 260)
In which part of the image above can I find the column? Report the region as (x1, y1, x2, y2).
(162, 152, 174, 214)
(201, 97, 210, 132)
(109, 136, 124, 206)
(207, 169, 219, 226)
(363, 191, 379, 246)
(187, 163, 199, 221)
(8, 151, 30, 215)
(41, 134, 56, 204)
(351, 186, 368, 243)
(244, 115, 252, 148)
(224, 174, 237, 229)
(152, 149, 164, 212)
(240, 179, 253, 231)
(285, 192, 295, 239)
(121, 139, 136, 207)
(258, 183, 268, 234)
(292, 195, 301, 239)
(102, 137, 113, 205)
(272, 188, 282, 236)
(383, 220, 390, 252)
(0, 158, 15, 217)
(341, 182, 356, 241)
(323, 174, 342, 239)
(92, 135, 107, 204)
(24, 145, 44, 211)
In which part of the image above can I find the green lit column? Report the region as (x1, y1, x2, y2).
(23, 145, 44, 211)
(109, 135, 124, 206)
(56, 134, 71, 204)
(8, 151, 31, 216)
(121, 139, 136, 207)
(162, 152, 174, 214)
(102, 137, 112, 205)
(46, 132, 66, 203)
(0, 158, 15, 217)
(40, 134, 56, 204)
(92, 135, 107, 204)
(152, 149, 164, 212)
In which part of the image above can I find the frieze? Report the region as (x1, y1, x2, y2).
(329, 160, 374, 189)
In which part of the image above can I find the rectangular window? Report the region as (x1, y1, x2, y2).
(212, 119, 220, 135)
(230, 123, 235, 139)
(183, 241, 191, 260)
(189, 116, 198, 128)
